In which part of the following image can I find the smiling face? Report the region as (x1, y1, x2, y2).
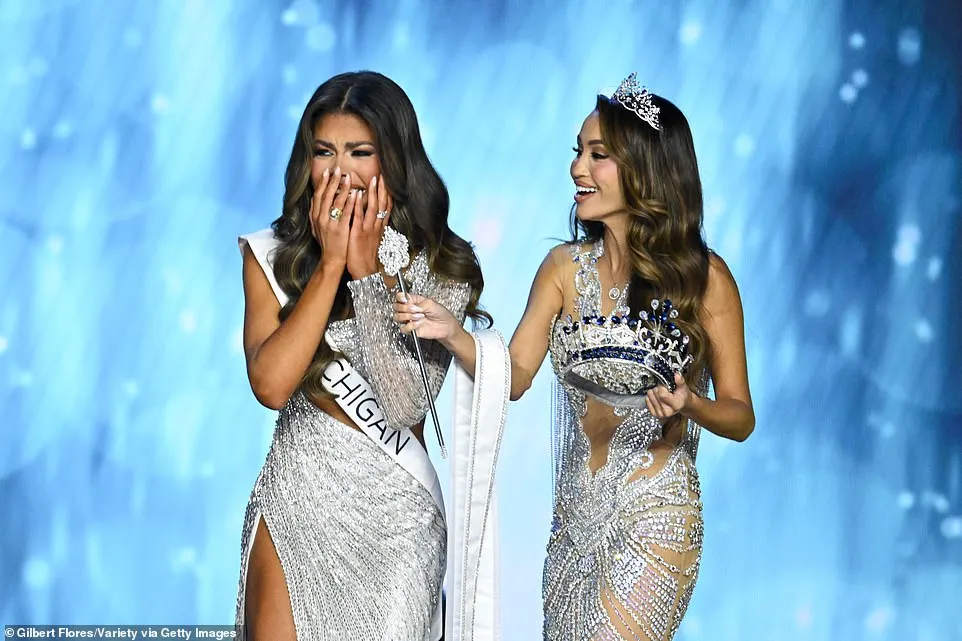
(570, 111, 627, 223)
(311, 112, 381, 206)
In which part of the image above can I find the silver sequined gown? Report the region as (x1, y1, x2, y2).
(235, 251, 471, 641)
(544, 241, 706, 641)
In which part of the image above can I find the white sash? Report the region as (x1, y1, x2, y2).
(446, 329, 510, 641)
(320, 358, 445, 514)
(239, 229, 509, 641)
(319, 356, 447, 639)
(240, 229, 289, 307)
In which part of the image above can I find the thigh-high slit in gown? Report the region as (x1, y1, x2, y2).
(234, 230, 471, 640)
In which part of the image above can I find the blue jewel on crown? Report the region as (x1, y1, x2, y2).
(558, 298, 693, 401)
(550, 512, 563, 534)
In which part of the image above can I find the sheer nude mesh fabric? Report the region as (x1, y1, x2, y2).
(544, 242, 706, 641)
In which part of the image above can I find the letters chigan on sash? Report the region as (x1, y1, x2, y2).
(239, 228, 508, 641)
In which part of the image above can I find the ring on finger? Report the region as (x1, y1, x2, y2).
(329, 207, 342, 221)
(376, 210, 388, 220)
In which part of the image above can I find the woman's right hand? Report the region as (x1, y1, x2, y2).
(310, 167, 356, 269)
(393, 292, 463, 343)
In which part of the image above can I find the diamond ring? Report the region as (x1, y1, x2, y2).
(329, 207, 342, 221)
(376, 210, 388, 220)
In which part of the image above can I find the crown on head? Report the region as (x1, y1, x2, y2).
(611, 72, 660, 131)
(556, 298, 692, 399)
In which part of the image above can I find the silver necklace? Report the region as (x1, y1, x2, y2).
(600, 243, 629, 308)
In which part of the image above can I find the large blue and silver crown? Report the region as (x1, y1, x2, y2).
(555, 298, 692, 404)
(611, 72, 660, 131)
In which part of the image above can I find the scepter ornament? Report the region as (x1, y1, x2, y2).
(378, 226, 447, 458)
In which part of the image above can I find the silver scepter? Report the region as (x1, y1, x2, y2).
(378, 226, 447, 458)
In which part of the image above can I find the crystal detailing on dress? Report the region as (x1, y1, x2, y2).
(343, 250, 471, 429)
(553, 296, 694, 397)
(556, 243, 695, 405)
(236, 393, 445, 640)
(544, 240, 706, 641)
(236, 246, 470, 640)
(570, 240, 630, 319)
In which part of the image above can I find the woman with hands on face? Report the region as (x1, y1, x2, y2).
(308, 158, 394, 282)
(395, 75, 755, 641)
(234, 71, 490, 641)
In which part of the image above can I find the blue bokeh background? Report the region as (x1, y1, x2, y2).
(1, 0, 960, 639)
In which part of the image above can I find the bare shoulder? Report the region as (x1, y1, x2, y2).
(545, 242, 579, 276)
(707, 251, 737, 283)
(547, 242, 574, 263)
(704, 251, 744, 316)
(518, 242, 569, 308)
(532, 242, 576, 290)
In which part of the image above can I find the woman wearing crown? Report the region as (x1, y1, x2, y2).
(394, 74, 755, 640)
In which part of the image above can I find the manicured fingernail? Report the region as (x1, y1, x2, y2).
(414, 313, 424, 320)
(334, 167, 341, 176)
(411, 306, 423, 313)
(372, 176, 377, 187)
(323, 168, 329, 178)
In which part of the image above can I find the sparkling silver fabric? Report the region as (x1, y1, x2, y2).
(236, 251, 471, 640)
(552, 239, 677, 400)
(544, 241, 706, 641)
(336, 250, 472, 429)
(236, 394, 445, 640)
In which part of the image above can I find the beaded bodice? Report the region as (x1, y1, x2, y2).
(325, 251, 432, 370)
(547, 241, 705, 507)
(548, 242, 665, 505)
(543, 240, 707, 639)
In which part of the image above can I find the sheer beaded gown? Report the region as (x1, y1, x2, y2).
(544, 240, 706, 641)
(234, 231, 470, 641)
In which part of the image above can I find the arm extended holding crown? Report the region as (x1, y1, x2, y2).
(395, 249, 755, 442)
(645, 254, 755, 441)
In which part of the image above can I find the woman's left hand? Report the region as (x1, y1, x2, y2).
(645, 372, 692, 420)
(346, 175, 393, 280)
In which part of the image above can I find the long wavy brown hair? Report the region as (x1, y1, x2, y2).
(270, 71, 490, 402)
(572, 93, 712, 390)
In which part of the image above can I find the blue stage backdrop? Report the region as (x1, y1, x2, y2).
(1, 1, 960, 639)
